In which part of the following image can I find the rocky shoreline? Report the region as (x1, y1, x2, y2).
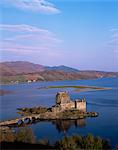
(18, 108, 98, 120)
(0, 91, 99, 129)
(0, 110, 98, 130)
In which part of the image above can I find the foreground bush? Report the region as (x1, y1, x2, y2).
(0, 129, 15, 142)
(15, 128, 36, 143)
(56, 134, 111, 150)
(0, 128, 113, 150)
(0, 127, 35, 144)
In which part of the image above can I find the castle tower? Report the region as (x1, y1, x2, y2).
(56, 91, 71, 105)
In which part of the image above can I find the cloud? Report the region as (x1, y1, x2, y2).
(0, 24, 61, 43)
(1, 0, 60, 14)
(0, 24, 62, 59)
(108, 28, 118, 54)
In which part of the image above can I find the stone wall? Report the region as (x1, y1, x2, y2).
(75, 100, 86, 112)
(56, 91, 70, 105)
(60, 101, 75, 111)
(53, 92, 86, 113)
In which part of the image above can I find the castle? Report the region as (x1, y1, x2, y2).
(51, 91, 86, 113)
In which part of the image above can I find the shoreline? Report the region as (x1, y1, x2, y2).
(0, 111, 99, 127)
(0, 77, 117, 86)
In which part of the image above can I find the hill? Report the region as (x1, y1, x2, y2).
(45, 65, 79, 73)
(0, 61, 118, 84)
(0, 61, 45, 76)
(0, 61, 80, 76)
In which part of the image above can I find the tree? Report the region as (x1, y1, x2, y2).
(15, 127, 35, 143)
(56, 134, 111, 150)
(0, 129, 15, 142)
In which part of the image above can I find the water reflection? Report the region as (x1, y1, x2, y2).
(52, 119, 86, 133)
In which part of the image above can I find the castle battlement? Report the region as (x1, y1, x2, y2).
(52, 91, 86, 113)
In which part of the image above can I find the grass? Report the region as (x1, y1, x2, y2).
(44, 85, 111, 91)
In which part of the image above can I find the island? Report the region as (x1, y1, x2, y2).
(39, 85, 112, 93)
(17, 91, 98, 124)
(0, 91, 98, 128)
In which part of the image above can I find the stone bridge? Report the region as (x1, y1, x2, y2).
(0, 115, 41, 127)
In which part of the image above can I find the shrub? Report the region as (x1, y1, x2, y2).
(56, 134, 111, 150)
(15, 127, 36, 143)
(0, 129, 15, 142)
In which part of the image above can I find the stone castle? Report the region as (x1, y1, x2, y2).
(51, 91, 86, 113)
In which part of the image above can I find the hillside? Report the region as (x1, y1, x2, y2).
(45, 65, 79, 73)
(0, 61, 118, 84)
(0, 61, 80, 76)
(0, 61, 45, 76)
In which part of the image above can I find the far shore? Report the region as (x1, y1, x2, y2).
(0, 77, 117, 86)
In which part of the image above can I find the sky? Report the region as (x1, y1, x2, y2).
(0, 0, 118, 71)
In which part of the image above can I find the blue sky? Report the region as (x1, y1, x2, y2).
(0, 0, 118, 71)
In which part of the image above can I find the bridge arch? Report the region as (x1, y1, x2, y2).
(17, 119, 24, 126)
(24, 118, 31, 124)
(31, 117, 36, 122)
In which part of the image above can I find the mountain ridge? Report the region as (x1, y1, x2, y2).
(0, 61, 118, 84)
(0, 61, 80, 76)
(45, 65, 79, 73)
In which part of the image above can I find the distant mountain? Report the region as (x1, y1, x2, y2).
(0, 61, 118, 84)
(0, 61, 45, 76)
(0, 61, 79, 76)
(45, 65, 79, 73)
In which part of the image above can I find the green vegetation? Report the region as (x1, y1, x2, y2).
(38, 85, 111, 94)
(57, 110, 98, 119)
(0, 127, 35, 143)
(0, 75, 27, 84)
(17, 106, 98, 119)
(0, 127, 113, 149)
(46, 85, 111, 90)
(17, 106, 48, 115)
(56, 134, 111, 150)
(15, 128, 36, 143)
(0, 129, 15, 142)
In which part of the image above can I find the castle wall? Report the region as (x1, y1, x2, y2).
(60, 101, 75, 111)
(51, 106, 60, 114)
(53, 92, 87, 113)
(56, 91, 70, 105)
(75, 100, 86, 112)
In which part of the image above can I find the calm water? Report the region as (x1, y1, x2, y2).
(0, 78, 118, 147)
